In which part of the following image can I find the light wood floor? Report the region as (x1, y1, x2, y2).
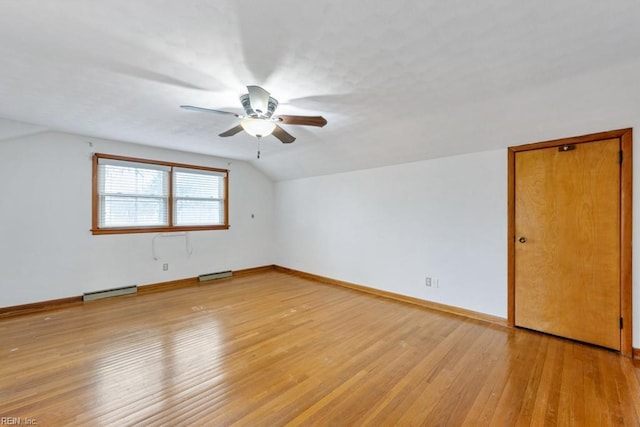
(1, 271, 639, 426)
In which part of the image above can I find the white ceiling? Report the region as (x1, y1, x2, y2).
(1, 1, 640, 180)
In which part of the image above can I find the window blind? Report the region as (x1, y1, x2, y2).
(173, 168, 226, 226)
(98, 158, 170, 228)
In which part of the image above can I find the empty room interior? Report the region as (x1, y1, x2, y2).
(1, 1, 640, 425)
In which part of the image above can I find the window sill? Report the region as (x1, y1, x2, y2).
(91, 225, 230, 235)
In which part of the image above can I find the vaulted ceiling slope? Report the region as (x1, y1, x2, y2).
(0, 1, 639, 180)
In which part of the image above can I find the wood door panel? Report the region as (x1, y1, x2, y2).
(514, 138, 620, 350)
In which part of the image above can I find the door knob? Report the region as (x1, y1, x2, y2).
(518, 236, 527, 243)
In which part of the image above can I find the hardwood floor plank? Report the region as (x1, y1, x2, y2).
(458, 328, 518, 425)
(557, 343, 586, 425)
(0, 270, 638, 426)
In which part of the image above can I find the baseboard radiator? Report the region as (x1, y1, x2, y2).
(199, 270, 232, 282)
(83, 285, 138, 302)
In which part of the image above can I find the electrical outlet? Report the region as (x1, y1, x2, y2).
(163, 263, 168, 271)
(425, 277, 432, 287)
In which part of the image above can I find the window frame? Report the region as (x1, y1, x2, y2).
(92, 153, 229, 235)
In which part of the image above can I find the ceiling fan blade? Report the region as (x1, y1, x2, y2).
(247, 85, 270, 116)
(180, 105, 240, 117)
(276, 115, 327, 127)
(218, 125, 244, 137)
(272, 124, 296, 144)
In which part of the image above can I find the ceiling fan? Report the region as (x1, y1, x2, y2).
(180, 85, 327, 147)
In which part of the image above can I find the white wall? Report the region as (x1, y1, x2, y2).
(275, 148, 640, 346)
(275, 150, 508, 318)
(2, 128, 638, 347)
(0, 131, 275, 307)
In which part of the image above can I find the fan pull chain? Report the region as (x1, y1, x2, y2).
(257, 137, 261, 159)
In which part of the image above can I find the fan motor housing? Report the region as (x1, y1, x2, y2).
(240, 93, 278, 118)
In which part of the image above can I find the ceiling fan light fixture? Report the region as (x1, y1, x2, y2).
(241, 118, 276, 138)
(181, 85, 326, 145)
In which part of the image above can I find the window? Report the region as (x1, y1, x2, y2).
(92, 154, 228, 234)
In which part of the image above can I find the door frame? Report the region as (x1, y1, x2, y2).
(507, 128, 633, 356)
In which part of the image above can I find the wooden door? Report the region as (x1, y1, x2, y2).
(514, 138, 621, 350)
